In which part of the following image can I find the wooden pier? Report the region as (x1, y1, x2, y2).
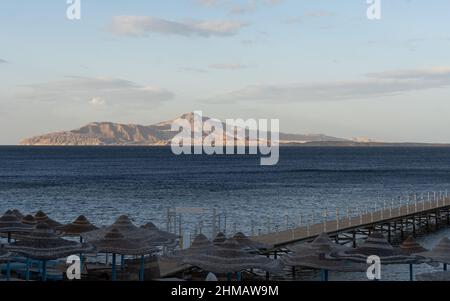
(253, 196, 450, 249)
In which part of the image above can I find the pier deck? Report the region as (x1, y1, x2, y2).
(253, 197, 450, 248)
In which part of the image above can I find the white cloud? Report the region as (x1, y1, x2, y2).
(16, 76, 174, 105)
(285, 10, 334, 24)
(90, 97, 106, 106)
(209, 63, 248, 70)
(207, 67, 450, 103)
(108, 16, 247, 37)
(194, 0, 284, 14)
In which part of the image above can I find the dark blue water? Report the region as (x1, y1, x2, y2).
(2, 146, 450, 280)
(2, 146, 450, 231)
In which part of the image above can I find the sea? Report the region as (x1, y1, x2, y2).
(1, 146, 450, 280)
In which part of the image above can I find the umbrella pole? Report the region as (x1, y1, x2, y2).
(6, 260, 11, 281)
(139, 255, 145, 281)
(42, 260, 47, 281)
(409, 264, 413, 281)
(320, 269, 329, 281)
(80, 253, 84, 275)
(26, 258, 30, 281)
(111, 253, 117, 281)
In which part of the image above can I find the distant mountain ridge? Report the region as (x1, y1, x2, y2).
(20, 112, 349, 146)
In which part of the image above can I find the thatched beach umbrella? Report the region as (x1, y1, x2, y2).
(5, 223, 93, 281)
(233, 232, 272, 252)
(181, 238, 280, 279)
(141, 222, 179, 247)
(89, 228, 156, 281)
(400, 236, 428, 255)
(85, 215, 165, 271)
(22, 215, 37, 227)
(330, 233, 427, 281)
(417, 237, 450, 271)
(213, 232, 227, 244)
(11, 209, 24, 220)
(85, 215, 160, 244)
(0, 210, 33, 243)
(400, 236, 429, 281)
(170, 233, 214, 264)
(416, 271, 450, 281)
(34, 211, 62, 229)
(57, 215, 98, 242)
(287, 233, 345, 256)
(283, 233, 361, 281)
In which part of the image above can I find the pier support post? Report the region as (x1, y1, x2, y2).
(352, 231, 356, 248)
(436, 211, 439, 230)
(388, 223, 391, 243)
(412, 216, 416, 237)
(400, 220, 404, 240)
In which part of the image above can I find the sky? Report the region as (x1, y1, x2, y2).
(1, 0, 450, 144)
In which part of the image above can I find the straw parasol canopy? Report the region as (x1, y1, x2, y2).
(416, 271, 450, 281)
(85, 215, 174, 250)
(57, 215, 98, 236)
(34, 210, 62, 229)
(169, 234, 214, 262)
(181, 238, 281, 274)
(11, 209, 24, 219)
(141, 222, 179, 246)
(282, 233, 365, 272)
(233, 232, 272, 252)
(287, 233, 346, 256)
(22, 215, 37, 227)
(5, 223, 93, 260)
(83, 215, 141, 240)
(400, 236, 428, 255)
(89, 228, 156, 255)
(417, 237, 450, 264)
(330, 233, 425, 265)
(283, 253, 367, 272)
(213, 232, 227, 244)
(0, 210, 34, 233)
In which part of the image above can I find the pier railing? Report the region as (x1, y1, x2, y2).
(252, 191, 450, 247)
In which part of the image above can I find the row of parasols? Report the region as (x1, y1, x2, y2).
(0, 210, 178, 281)
(1, 209, 450, 281)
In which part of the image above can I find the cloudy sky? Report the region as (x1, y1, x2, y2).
(1, 0, 450, 144)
